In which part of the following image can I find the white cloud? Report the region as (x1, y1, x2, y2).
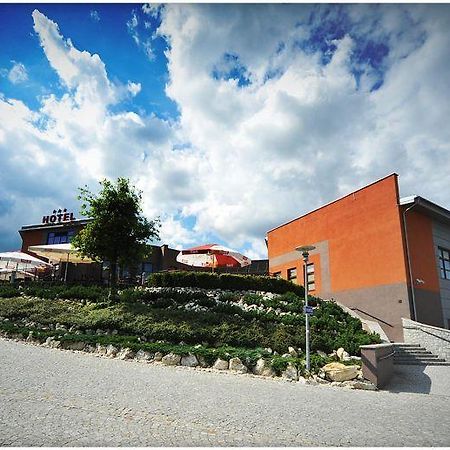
(127, 81, 141, 96)
(2, 5, 450, 261)
(90, 10, 100, 22)
(7, 61, 28, 84)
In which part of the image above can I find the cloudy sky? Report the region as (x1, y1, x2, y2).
(1, 3, 450, 259)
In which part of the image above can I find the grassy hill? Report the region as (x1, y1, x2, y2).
(0, 272, 380, 374)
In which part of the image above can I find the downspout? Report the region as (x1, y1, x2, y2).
(402, 202, 418, 321)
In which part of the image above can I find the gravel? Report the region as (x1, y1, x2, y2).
(1, 337, 449, 446)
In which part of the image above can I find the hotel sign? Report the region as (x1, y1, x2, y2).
(42, 209, 76, 224)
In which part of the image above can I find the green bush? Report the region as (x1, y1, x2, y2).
(148, 271, 305, 296)
(0, 285, 20, 298)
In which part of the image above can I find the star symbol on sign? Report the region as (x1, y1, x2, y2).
(53, 210, 56, 214)
(57, 209, 62, 213)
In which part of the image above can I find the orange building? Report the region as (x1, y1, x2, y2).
(267, 174, 450, 341)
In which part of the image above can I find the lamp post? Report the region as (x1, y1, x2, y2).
(295, 245, 316, 372)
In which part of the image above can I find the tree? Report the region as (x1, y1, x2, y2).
(72, 178, 160, 294)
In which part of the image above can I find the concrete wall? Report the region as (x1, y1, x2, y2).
(360, 343, 395, 388)
(402, 318, 450, 361)
(432, 220, 450, 328)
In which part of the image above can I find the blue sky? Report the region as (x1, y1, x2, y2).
(1, 4, 450, 258)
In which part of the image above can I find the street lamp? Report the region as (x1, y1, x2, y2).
(295, 245, 316, 372)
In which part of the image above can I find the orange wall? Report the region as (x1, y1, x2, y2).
(268, 174, 409, 293)
(404, 209, 440, 293)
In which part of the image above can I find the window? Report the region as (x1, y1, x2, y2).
(287, 268, 297, 282)
(273, 271, 281, 279)
(304, 263, 315, 292)
(142, 262, 153, 274)
(439, 247, 450, 280)
(47, 229, 74, 245)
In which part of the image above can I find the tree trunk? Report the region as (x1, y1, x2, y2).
(108, 259, 119, 301)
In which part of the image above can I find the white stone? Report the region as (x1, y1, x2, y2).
(352, 380, 377, 391)
(64, 341, 86, 351)
(282, 363, 298, 381)
(117, 348, 135, 360)
(336, 347, 350, 361)
(181, 354, 198, 367)
(106, 344, 119, 357)
(288, 347, 298, 357)
(96, 344, 107, 355)
(253, 358, 276, 377)
(229, 357, 248, 373)
(213, 358, 229, 370)
(316, 350, 327, 358)
(135, 350, 153, 361)
(162, 353, 181, 366)
(154, 352, 163, 361)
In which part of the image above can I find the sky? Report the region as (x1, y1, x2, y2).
(1, 3, 450, 259)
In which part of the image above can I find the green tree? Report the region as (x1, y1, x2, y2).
(72, 178, 160, 295)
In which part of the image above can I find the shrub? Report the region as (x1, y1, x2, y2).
(148, 271, 305, 296)
(0, 285, 20, 298)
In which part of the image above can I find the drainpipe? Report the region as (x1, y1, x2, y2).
(402, 202, 418, 321)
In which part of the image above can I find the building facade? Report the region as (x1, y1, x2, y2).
(267, 174, 450, 341)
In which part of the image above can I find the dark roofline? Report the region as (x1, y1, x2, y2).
(400, 196, 450, 224)
(267, 173, 399, 234)
(20, 218, 93, 232)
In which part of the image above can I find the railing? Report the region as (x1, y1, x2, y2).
(351, 307, 394, 328)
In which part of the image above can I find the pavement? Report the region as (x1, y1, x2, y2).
(1, 337, 450, 447)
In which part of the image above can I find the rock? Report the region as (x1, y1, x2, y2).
(181, 354, 198, 367)
(264, 347, 273, 354)
(106, 344, 119, 357)
(74, 330, 82, 335)
(96, 344, 107, 355)
(162, 353, 181, 366)
(336, 348, 350, 362)
(281, 353, 291, 358)
(213, 358, 229, 370)
(196, 355, 209, 368)
(253, 358, 276, 377)
(117, 348, 135, 360)
(316, 350, 327, 358)
(135, 349, 153, 361)
(331, 381, 344, 387)
(322, 362, 359, 382)
(281, 363, 298, 381)
(352, 380, 377, 391)
(111, 329, 119, 335)
(49, 339, 61, 348)
(154, 352, 163, 361)
(298, 376, 308, 385)
(68, 325, 77, 333)
(288, 347, 298, 357)
(63, 341, 86, 351)
(84, 344, 96, 353)
(229, 357, 248, 373)
(96, 329, 104, 335)
(313, 375, 330, 385)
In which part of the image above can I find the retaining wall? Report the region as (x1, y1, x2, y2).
(360, 343, 394, 388)
(402, 318, 450, 361)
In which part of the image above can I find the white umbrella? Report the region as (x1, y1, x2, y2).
(176, 243, 251, 269)
(28, 244, 95, 282)
(0, 251, 52, 269)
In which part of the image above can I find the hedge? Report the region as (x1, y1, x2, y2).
(148, 271, 305, 296)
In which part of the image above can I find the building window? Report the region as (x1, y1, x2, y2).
(304, 263, 315, 292)
(439, 247, 450, 280)
(273, 271, 281, 279)
(47, 229, 75, 245)
(287, 267, 297, 282)
(142, 262, 153, 274)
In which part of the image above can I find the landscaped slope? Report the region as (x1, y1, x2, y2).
(0, 273, 381, 375)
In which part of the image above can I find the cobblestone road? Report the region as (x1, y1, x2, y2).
(1, 338, 450, 446)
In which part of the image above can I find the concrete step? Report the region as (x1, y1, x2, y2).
(394, 360, 450, 366)
(392, 343, 448, 366)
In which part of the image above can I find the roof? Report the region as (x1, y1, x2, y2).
(400, 195, 450, 224)
(19, 218, 92, 232)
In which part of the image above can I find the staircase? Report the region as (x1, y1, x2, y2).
(393, 343, 450, 366)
